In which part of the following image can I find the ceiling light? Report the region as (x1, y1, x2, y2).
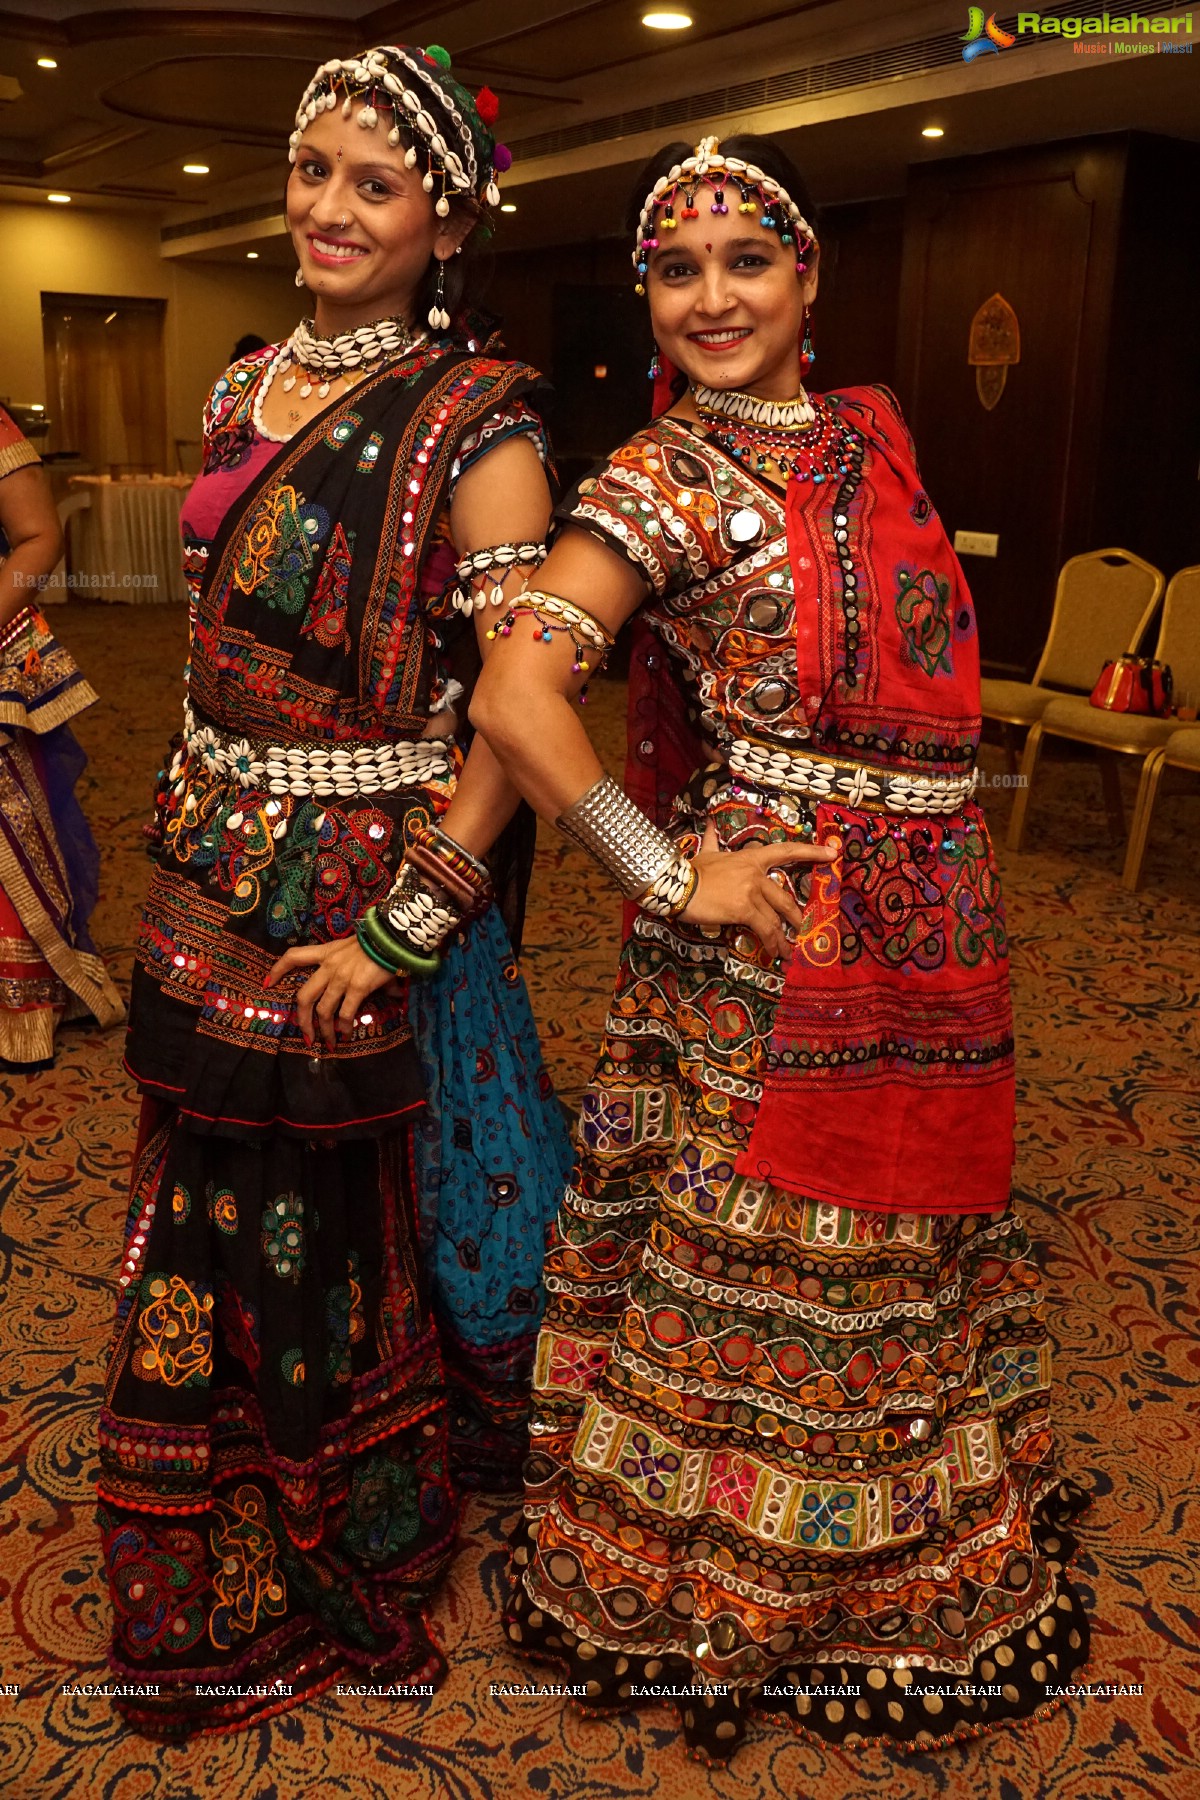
(47, 193, 70, 204)
(499, 202, 517, 213)
(642, 11, 693, 28)
(246, 251, 259, 259)
(37, 56, 58, 69)
(103, 310, 117, 324)
(921, 126, 945, 139)
(183, 163, 210, 175)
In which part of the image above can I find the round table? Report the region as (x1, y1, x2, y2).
(66, 475, 192, 604)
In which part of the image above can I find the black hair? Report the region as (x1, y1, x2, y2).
(415, 178, 491, 330)
(231, 333, 268, 362)
(624, 134, 817, 239)
(400, 77, 494, 328)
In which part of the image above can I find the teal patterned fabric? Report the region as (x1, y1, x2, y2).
(408, 905, 573, 1467)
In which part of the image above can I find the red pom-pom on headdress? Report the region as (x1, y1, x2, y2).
(475, 86, 500, 126)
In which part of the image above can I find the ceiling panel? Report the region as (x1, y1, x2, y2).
(0, 0, 1195, 232)
(101, 54, 320, 142)
(452, 0, 827, 85)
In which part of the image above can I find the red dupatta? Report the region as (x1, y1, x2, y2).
(737, 387, 1016, 1214)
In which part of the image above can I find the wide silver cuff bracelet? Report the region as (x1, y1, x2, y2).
(556, 774, 679, 899)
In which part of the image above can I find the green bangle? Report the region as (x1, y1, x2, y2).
(358, 907, 442, 981)
(355, 923, 400, 975)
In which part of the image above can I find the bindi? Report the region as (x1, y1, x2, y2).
(336, 145, 344, 162)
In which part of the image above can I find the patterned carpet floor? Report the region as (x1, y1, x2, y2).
(2, 600, 1198, 1800)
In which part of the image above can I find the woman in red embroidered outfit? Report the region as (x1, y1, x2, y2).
(98, 46, 570, 1737)
(471, 135, 1091, 1763)
(0, 406, 123, 1064)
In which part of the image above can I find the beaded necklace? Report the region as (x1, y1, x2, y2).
(251, 316, 426, 443)
(692, 389, 861, 487)
(692, 383, 815, 429)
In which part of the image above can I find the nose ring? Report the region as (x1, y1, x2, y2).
(339, 214, 347, 231)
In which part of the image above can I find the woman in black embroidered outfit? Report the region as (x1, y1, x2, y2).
(97, 44, 570, 1737)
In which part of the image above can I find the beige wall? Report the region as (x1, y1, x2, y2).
(0, 202, 298, 463)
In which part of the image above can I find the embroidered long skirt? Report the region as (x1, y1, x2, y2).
(100, 910, 570, 1739)
(505, 906, 1090, 1762)
(100, 1111, 451, 1735)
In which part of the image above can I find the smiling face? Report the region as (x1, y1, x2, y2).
(646, 204, 819, 401)
(286, 105, 470, 331)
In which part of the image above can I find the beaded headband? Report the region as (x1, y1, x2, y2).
(289, 43, 511, 217)
(633, 134, 816, 293)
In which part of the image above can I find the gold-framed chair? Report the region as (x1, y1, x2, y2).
(1007, 566, 1200, 874)
(982, 548, 1163, 770)
(1121, 724, 1200, 891)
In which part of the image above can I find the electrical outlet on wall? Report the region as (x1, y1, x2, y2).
(954, 530, 999, 558)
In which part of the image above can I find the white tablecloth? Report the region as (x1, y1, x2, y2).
(67, 476, 191, 604)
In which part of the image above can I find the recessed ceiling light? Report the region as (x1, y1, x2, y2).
(921, 126, 945, 139)
(37, 56, 58, 69)
(246, 251, 259, 259)
(183, 163, 210, 175)
(642, 10, 693, 28)
(499, 202, 517, 213)
(47, 192, 71, 204)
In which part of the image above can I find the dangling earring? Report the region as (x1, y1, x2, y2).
(800, 308, 815, 371)
(648, 342, 662, 381)
(428, 259, 450, 333)
(295, 268, 305, 289)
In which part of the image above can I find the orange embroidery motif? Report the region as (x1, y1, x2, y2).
(208, 1484, 287, 1648)
(133, 1275, 213, 1386)
(794, 826, 842, 967)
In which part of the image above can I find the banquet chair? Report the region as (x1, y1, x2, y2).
(982, 548, 1163, 771)
(1007, 566, 1200, 871)
(1121, 725, 1200, 892)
